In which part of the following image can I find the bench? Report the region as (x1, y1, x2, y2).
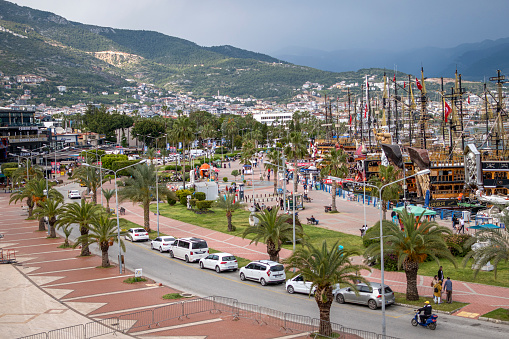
(307, 218, 319, 225)
(324, 205, 332, 213)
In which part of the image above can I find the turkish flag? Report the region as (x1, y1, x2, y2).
(404, 82, 406, 88)
(445, 101, 452, 122)
(416, 78, 423, 91)
(349, 114, 352, 125)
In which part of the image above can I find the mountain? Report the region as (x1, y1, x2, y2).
(273, 39, 509, 80)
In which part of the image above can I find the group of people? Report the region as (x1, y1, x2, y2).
(452, 215, 466, 234)
(431, 266, 453, 304)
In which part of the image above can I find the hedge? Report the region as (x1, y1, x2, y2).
(196, 200, 213, 210)
(102, 154, 128, 170)
(111, 160, 143, 176)
(180, 196, 188, 206)
(194, 192, 206, 201)
(189, 198, 197, 207)
(1, 162, 18, 173)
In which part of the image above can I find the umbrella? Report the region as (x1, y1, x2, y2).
(393, 205, 437, 216)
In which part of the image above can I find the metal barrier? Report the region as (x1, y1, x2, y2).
(153, 301, 183, 324)
(47, 324, 84, 339)
(236, 302, 261, 323)
(284, 313, 314, 333)
(182, 297, 216, 319)
(85, 317, 119, 338)
(17, 334, 47, 339)
(118, 309, 154, 332)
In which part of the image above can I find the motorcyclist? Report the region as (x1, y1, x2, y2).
(417, 300, 432, 324)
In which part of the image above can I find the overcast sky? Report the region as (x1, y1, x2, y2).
(8, 0, 509, 54)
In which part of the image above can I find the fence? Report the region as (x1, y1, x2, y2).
(18, 295, 400, 339)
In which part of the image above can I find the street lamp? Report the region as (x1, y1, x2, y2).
(83, 159, 147, 274)
(328, 168, 430, 338)
(146, 134, 167, 237)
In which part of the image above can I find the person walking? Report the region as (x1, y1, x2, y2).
(433, 280, 443, 304)
(431, 275, 439, 288)
(437, 266, 444, 283)
(458, 216, 465, 234)
(444, 277, 453, 303)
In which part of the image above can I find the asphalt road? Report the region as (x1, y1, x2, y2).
(56, 183, 508, 339)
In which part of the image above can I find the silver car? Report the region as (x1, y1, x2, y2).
(333, 282, 395, 310)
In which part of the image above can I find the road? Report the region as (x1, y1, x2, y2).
(56, 183, 508, 339)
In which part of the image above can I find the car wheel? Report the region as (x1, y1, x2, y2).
(199, 262, 204, 269)
(159, 246, 163, 253)
(260, 278, 267, 286)
(368, 299, 378, 310)
(428, 323, 436, 330)
(169, 250, 174, 258)
(411, 319, 418, 327)
(336, 294, 345, 304)
(240, 273, 246, 281)
(150, 243, 154, 249)
(215, 266, 221, 273)
(287, 285, 295, 294)
(185, 255, 190, 263)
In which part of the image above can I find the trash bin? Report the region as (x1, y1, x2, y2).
(224, 164, 226, 168)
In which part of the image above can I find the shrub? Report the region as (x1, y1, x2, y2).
(168, 198, 176, 206)
(189, 198, 197, 207)
(194, 192, 206, 201)
(196, 200, 213, 210)
(180, 196, 188, 206)
(223, 177, 228, 182)
(176, 189, 193, 200)
(162, 293, 183, 299)
(112, 160, 143, 176)
(444, 234, 472, 257)
(384, 252, 399, 271)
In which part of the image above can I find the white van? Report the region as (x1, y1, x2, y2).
(189, 149, 205, 157)
(169, 237, 209, 263)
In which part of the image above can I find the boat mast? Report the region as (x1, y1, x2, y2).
(366, 76, 372, 149)
(484, 83, 489, 144)
(348, 89, 352, 139)
(458, 73, 465, 150)
(441, 77, 445, 147)
(419, 67, 427, 149)
(360, 84, 364, 144)
(489, 70, 507, 155)
(407, 74, 413, 147)
(394, 73, 399, 144)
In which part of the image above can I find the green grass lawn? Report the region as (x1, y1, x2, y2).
(394, 292, 468, 312)
(482, 308, 509, 321)
(150, 203, 363, 252)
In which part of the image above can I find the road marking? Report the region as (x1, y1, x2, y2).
(456, 311, 479, 318)
(91, 301, 189, 317)
(17, 249, 79, 256)
(4, 242, 56, 249)
(133, 318, 222, 335)
(0, 225, 38, 230)
(28, 266, 98, 276)
(24, 257, 78, 265)
(272, 332, 311, 339)
(61, 286, 160, 302)
(0, 231, 41, 236)
(45, 275, 126, 288)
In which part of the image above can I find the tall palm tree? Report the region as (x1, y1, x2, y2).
(242, 207, 302, 262)
(33, 198, 64, 238)
(240, 139, 257, 167)
(368, 165, 401, 220)
(283, 131, 308, 193)
(364, 210, 456, 301)
(174, 116, 195, 189)
(12, 159, 44, 185)
(214, 193, 242, 232)
(118, 164, 169, 232)
(265, 148, 282, 194)
(284, 241, 369, 336)
(463, 228, 509, 279)
(101, 188, 116, 211)
(74, 213, 126, 268)
(59, 200, 102, 256)
(72, 165, 106, 204)
(320, 148, 349, 212)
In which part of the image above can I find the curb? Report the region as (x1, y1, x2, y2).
(478, 316, 509, 326)
(394, 302, 464, 315)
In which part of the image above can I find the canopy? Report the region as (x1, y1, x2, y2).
(393, 205, 437, 216)
(199, 163, 210, 170)
(469, 224, 501, 230)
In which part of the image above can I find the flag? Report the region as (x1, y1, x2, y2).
(468, 96, 470, 104)
(404, 82, 406, 88)
(416, 77, 423, 91)
(393, 74, 396, 82)
(349, 114, 352, 125)
(364, 103, 368, 118)
(444, 100, 452, 122)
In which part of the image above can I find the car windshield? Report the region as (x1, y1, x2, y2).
(222, 256, 236, 261)
(192, 241, 208, 249)
(271, 265, 284, 272)
(134, 229, 146, 233)
(163, 237, 175, 242)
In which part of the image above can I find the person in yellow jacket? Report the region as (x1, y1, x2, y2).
(433, 280, 443, 304)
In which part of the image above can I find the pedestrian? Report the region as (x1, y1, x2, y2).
(458, 216, 465, 234)
(452, 215, 458, 230)
(431, 275, 438, 288)
(279, 198, 283, 209)
(437, 266, 444, 283)
(444, 277, 453, 303)
(228, 162, 231, 168)
(433, 280, 442, 304)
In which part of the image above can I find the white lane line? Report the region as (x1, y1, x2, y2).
(0, 225, 39, 230)
(29, 266, 98, 276)
(0, 231, 43, 236)
(25, 257, 78, 265)
(44, 275, 126, 288)
(133, 318, 222, 335)
(5, 236, 49, 241)
(62, 286, 160, 302)
(17, 249, 80, 256)
(5, 242, 57, 249)
(91, 301, 185, 317)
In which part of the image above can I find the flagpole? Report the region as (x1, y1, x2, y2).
(394, 73, 399, 144)
(441, 77, 445, 147)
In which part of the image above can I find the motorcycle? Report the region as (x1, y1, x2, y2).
(411, 311, 438, 330)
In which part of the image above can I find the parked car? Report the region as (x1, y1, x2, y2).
(333, 282, 395, 310)
(169, 237, 209, 263)
(285, 274, 341, 295)
(151, 236, 176, 252)
(199, 252, 238, 273)
(125, 228, 149, 242)
(239, 260, 286, 286)
(68, 190, 81, 199)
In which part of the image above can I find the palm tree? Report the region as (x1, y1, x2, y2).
(59, 200, 102, 256)
(214, 193, 242, 232)
(368, 165, 401, 220)
(265, 148, 282, 194)
(174, 116, 195, 189)
(59, 224, 73, 248)
(33, 198, 64, 238)
(11, 159, 44, 185)
(320, 148, 348, 212)
(463, 228, 509, 279)
(284, 240, 369, 336)
(102, 188, 116, 211)
(74, 213, 126, 268)
(242, 207, 302, 262)
(118, 164, 169, 232)
(72, 165, 106, 204)
(364, 210, 456, 301)
(283, 131, 308, 193)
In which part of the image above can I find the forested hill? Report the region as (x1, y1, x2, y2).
(0, 0, 405, 104)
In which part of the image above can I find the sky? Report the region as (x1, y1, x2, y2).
(8, 0, 509, 55)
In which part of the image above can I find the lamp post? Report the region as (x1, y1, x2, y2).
(146, 134, 167, 237)
(328, 168, 430, 339)
(83, 159, 147, 274)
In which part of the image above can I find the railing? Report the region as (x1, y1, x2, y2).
(17, 296, 400, 339)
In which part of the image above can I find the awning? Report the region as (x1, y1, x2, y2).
(393, 205, 437, 216)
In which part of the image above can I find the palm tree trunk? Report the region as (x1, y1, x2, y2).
(293, 159, 298, 192)
(80, 224, 90, 256)
(382, 200, 387, 220)
(38, 217, 46, 231)
(101, 243, 110, 267)
(331, 182, 337, 212)
(315, 285, 334, 336)
(144, 201, 151, 232)
(227, 212, 233, 232)
(273, 169, 277, 195)
(266, 240, 280, 262)
(182, 147, 186, 190)
(106, 200, 110, 211)
(49, 222, 56, 238)
(404, 259, 420, 301)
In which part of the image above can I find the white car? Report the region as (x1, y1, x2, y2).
(68, 190, 81, 199)
(125, 228, 149, 242)
(285, 274, 341, 295)
(151, 236, 176, 252)
(169, 237, 209, 263)
(239, 260, 286, 286)
(199, 252, 238, 273)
